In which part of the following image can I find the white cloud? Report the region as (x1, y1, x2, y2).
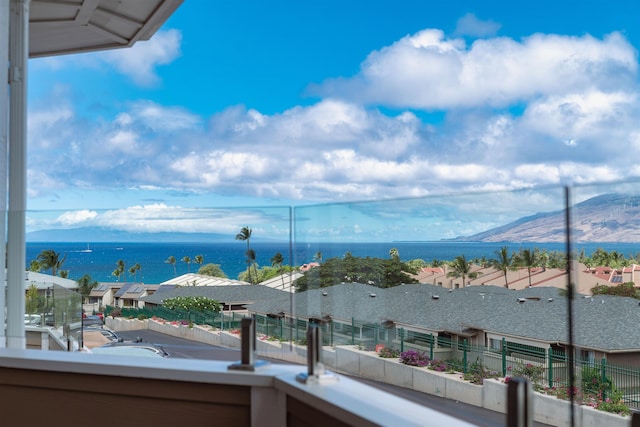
(101, 30, 182, 86)
(313, 30, 637, 109)
(127, 100, 201, 132)
(26, 27, 640, 212)
(31, 30, 182, 87)
(56, 210, 98, 225)
(454, 13, 501, 38)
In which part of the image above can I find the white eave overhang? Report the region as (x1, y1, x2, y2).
(29, 0, 183, 58)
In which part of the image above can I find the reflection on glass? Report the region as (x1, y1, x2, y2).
(20, 184, 640, 418)
(570, 181, 640, 415)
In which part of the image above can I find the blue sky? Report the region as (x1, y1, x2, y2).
(25, 1, 640, 241)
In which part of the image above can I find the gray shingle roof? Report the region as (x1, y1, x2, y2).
(248, 283, 640, 353)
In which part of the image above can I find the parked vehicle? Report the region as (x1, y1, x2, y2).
(82, 315, 104, 327)
(83, 326, 119, 342)
(24, 314, 41, 326)
(92, 341, 170, 358)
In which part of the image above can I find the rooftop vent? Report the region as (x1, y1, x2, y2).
(322, 292, 328, 296)
(370, 293, 376, 298)
(517, 298, 526, 303)
(432, 295, 440, 300)
(548, 298, 553, 302)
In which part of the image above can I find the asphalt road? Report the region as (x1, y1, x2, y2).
(115, 329, 554, 427)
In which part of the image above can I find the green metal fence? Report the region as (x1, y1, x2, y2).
(109, 306, 640, 408)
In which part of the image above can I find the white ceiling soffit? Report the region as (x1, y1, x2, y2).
(29, 0, 183, 58)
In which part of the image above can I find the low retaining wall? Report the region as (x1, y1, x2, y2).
(107, 317, 630, 427)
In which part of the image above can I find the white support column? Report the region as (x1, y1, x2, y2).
(0, 0, 10, 348)
(7, 0, 29, 349)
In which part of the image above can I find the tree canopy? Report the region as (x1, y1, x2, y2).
(35, 249, 67, 277)
(294, 253, 417, 292)
(197, 263, 227, 278)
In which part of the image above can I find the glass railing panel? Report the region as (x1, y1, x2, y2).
(24, 205, 294, 357)
(570, 180, 640, 414)
(292, 186, 569, 385)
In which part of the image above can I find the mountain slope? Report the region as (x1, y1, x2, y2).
(459, 193, 640, 243)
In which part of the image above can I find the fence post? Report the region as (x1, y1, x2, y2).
(601, 357, 607, 402)
(399, 328, 404, 352)
(502, 337, 507, 376)
(351, 317, 355, 345)
(280, 317, 283, 339)
(330, 321, 334, 346)
(429, 333, 434, 360)
(548, 348, 554, 388)
(373, 324, 378, 347)
(463, 339, 468, 374)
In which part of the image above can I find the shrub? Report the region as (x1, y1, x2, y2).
(378, 347, 400, 358)
(429, 359, 458, 373)
(463, 359, 500, 385)
(110, 308, 122, 317)
(137, 314, 148, 320)
(596, 390, 630, 416)
(509, 363, 545, 388)
(399, 350, 430, 367)
(357, 344, 376, 352)
(581, 366, 612, 397)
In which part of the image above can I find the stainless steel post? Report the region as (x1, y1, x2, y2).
(228, 317, 269, 371)
(507, 377, 531, 427)
(296, 323, 338, 384)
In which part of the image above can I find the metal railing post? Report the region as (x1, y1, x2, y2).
(429, 333, 434, 360)
(463, 339, 468, 374)
(228, 317, 269, 371)
(548, 348, 553, 388)
(601, 357, 607, 402)
(351, 317, 355, 345)
(507, 377, 532, 427)
(502, 338, 507, 376)
(296, 324, 338, 384)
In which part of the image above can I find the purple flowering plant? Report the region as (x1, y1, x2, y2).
(399, 350, 430, 367)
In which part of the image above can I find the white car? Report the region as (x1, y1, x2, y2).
(24, 314, 41, 325)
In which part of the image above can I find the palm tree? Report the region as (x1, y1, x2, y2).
(112, 268, 122, 282)
(245, 248, 257, 284)
(271, 252, 286, 290)
(490, 246, 516, 289)
(134, 263, 141, 281)
(446, 255, 479, 288)
(129, 266, 137, 281)
(313, 251, 323, 263)
(515, 248, 540, 288)
(117, 260, 125, 282)
(194, 254, 204, 269)
(36, 249, 67, 277)
(77, 274, 98, 302)
(182, 256, 191, 273)
(29, 260, 42, 272)
(165, 255, 177, 277)
(236, 226, 254, 283)
(389, 248, 400, 260)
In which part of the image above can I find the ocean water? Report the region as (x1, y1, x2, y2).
(25, 241, 640, 284)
